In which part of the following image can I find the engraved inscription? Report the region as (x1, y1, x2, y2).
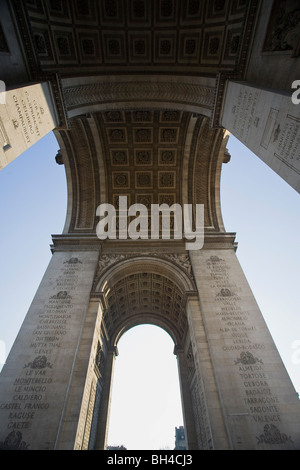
(12, 91, 45, 144)
(230, 88, 260, 142)
(274, 114, 300, 173)
(0, 257, 84, 439)
(205, 255, 284, 428)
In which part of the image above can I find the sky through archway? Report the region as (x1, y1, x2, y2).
(107, 324, 184, 450)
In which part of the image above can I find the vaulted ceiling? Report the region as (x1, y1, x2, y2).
(55, 110, 228, 234)
(20, 0, 254, 77)
(11, 0, 258, 238)
(102, 271, 188, 343)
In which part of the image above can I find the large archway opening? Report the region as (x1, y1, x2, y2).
(92, 256, 201, 450)
(107, 324, 184, 450)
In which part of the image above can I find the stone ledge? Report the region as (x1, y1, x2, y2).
(50, 231, 237, 252)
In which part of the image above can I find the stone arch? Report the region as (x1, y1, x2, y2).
(94, 254, 196, 294)
(94, 254, 196, 347)
(90, 254, 202, 450)
(112, 314, 180, 350)
(55, 107, 229, 236)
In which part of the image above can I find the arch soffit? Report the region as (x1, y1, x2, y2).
(111, 314, 181, 350)
(57, 114, 228, 234)
(190, 118, 229, 230)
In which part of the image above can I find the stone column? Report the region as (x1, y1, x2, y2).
(175, 346, 198, 450)
(0, 249, 99, 450)
(186, 294, 230, 450)
(0, 82, 59, 169)
(189, 246, 300, 450)
(58, 298, 105, 450)
(94, 346, 117, 450)
(220, 81, 300, 193)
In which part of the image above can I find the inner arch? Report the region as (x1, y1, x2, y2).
(107, 324, 184, 450)
(92, 258, 199, 450)
(101, 268, 189, 348)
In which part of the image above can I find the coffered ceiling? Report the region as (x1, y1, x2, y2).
(56, 110, 227, 234)
(22, 0, 252, 77)
(95, 109, 189, 211)
(11, 0, 239, 236)
(102, 271, 188, 343)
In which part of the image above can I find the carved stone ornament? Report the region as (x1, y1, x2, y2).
(64, 257, 82, 264)
(0, 431, 29, 450)
(256, 424, 294, 445)
(97, 252, 193, 279)
(264, 0, 300, 54)
(217, 288, 233, 297)
(94, 342, 105, 381)
(164, 253, 193, 277)
(50, 291, 72, 299)
(24, 355, 53, 370)
(207, 255, 224, 263)
(234, 351, 263, 365)
(98, 254, 126, 272)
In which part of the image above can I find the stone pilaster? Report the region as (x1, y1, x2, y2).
(0, 249, 99, 450)
(185, 294, 230, 450)
(189, 247, 300, 449)
(94, 346, 118, 450)
(59, 298, 105, 450)
(174, 345, 198, 450)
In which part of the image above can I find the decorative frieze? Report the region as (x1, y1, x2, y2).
(95, 252, 194, 282)
(63, 81, 215, 112)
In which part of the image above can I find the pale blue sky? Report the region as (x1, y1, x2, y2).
(0, 131, 299, 449)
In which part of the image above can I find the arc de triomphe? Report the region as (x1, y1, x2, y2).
(0, 0, 299, 450)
